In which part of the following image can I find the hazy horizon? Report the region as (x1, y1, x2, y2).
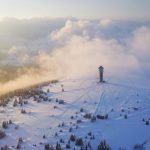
(0, 0, 150, 20)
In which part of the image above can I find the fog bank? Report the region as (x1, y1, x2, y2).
(0, 18, 150, 95)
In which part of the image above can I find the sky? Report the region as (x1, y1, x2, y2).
(0, 0, 150, 20)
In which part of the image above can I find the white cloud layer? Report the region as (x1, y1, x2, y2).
(0, 18, 150, 94)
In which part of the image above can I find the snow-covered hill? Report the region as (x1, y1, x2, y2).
(0, 77, 150, 150)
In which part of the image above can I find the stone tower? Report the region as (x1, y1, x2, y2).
(98, 66, 104, 82)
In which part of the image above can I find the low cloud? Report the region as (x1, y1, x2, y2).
(0, 18, 150, 94)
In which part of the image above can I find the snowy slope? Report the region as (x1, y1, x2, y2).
(0, 77, 150, 150)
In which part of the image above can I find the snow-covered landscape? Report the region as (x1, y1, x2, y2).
(0, 76, 150, 150)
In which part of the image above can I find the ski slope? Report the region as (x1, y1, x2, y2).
(0, 77, 150, 150)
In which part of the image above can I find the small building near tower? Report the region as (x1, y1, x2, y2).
(98, 66, 104, 82)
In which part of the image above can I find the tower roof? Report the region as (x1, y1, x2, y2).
(99, 66, 104, 69)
